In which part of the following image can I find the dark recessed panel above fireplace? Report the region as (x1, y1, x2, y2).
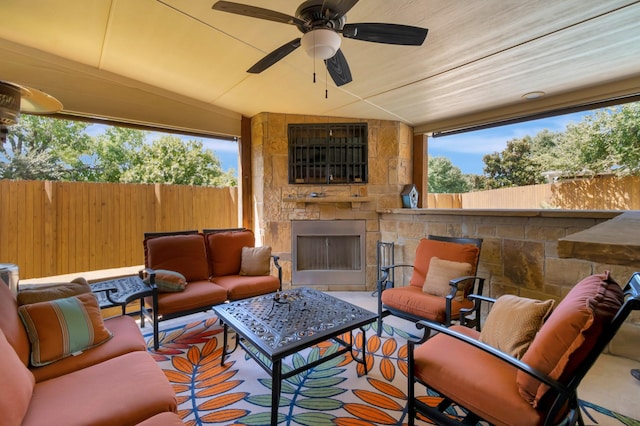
(288, 123, 368, 185)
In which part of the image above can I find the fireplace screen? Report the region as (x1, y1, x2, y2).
(296, 235, 361, 271)
(292, 220, 366, 286)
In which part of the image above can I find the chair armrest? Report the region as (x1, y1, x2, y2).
(378, 264, 414, 291)
(444, 276, 485, 329)
(409, 320, 571, 395)
(467, 293, 496, 303)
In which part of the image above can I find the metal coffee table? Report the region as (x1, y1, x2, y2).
(213, 287, 377, 426)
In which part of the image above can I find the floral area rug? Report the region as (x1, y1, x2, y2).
(145, 314, 639, 426)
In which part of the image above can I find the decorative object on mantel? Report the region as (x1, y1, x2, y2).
(401, 184, 419, 208)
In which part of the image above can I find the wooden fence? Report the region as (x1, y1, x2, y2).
(0, 180, 238, 279)
(427, 175, 640, 210)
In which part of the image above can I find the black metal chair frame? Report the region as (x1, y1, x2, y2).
(376, 235, 485, 336)
(406, 272, 640, 426)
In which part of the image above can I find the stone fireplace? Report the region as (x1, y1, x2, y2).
(291, 220, 366, 286)
(249, 112, 413, 291)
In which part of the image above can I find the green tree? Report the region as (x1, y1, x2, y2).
(122, 135, 237, 186)
(428, 156, 471, 193)
(87, 127, 145, 182)
(1, 115, 91, 180)
(561, 102, 640, 176)
(482, 137, 545, 189)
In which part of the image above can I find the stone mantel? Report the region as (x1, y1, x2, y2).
(377, 208, 621, 220)
(284, 196, 373, 208)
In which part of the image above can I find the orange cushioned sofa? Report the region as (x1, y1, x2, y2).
(143, 228, 282, 350)
(0, 278, 180, 426)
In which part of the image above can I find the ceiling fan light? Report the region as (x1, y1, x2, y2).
(301, 29, 341, 60)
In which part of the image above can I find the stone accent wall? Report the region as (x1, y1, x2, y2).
(250, 112, 414, 291)
(378, 208, 640, 361)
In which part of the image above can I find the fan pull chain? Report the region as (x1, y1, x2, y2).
(325, 66, 328, 98)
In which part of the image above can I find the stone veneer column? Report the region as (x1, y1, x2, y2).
(250, 113, 414, 291)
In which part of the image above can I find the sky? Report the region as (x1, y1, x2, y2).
(428, 110, 593, 175)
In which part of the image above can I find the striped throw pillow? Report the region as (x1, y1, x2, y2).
(18, 293, 112, 366)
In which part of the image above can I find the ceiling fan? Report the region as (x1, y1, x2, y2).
(212, 0, 428, 87)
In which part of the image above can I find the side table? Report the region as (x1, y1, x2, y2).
(90, 271, 157, 329)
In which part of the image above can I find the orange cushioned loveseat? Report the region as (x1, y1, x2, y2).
(0, 278, 180, 426)
(143, 228, 282, 350)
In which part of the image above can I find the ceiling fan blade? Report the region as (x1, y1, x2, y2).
(324, 49, 352, 87)
(342, 23, 428, 45)
(321, 0, 359, 19)
(212, 1, 305, 26)
(247, 38, 302, 74)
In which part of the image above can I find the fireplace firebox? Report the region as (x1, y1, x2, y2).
(291, 220, 366, 286)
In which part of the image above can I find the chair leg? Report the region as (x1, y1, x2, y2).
(153, 310, 160, 351)
(407, 340, 416, 426)
(377, 278, 385, 337)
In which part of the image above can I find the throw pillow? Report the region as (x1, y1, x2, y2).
(239, 246, 272, 276)
(17, 293, 113, 367)
(479, 295, 555, 359)
(143, 269, 187, 293)
(422, 257, 473, 301)
(17, 277, 91, 305)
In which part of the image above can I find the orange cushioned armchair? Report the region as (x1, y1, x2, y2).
(407, 271, 639, 426)
(377, 235, 484, 335)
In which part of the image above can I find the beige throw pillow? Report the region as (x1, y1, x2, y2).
(479, 295, 555, 359)
(239, 246, 272, 276)
(422, 257, 473, 301)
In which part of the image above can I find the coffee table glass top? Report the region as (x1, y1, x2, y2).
(214, 287, 376, 354)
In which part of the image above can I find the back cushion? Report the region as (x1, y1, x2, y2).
(0, 281, 31, 366)
(409, 238, 480, 288)
(0, 328, 35, 426)
(206, 230, 255, 277)
(144, 234, 209, 282)
(517, 271, 623, 408)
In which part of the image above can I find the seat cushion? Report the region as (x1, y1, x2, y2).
(206, 229, 255, 277)
(23, 351, 177, 426)
(381, 285, 473, 323)
(146, 280, 228, 316)
(144, 234, 210, 282)
(413, 325, 543, 426)
(213, 274, 281, 300)
(0, 328, 35, 426)
(409, 239, 480, 289)
(136, 412, 185, 425)
(517, 271, 624, 408)
(30, 315, 147, 382)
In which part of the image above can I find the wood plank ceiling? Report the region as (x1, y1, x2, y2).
(0, 0, 639, 138)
